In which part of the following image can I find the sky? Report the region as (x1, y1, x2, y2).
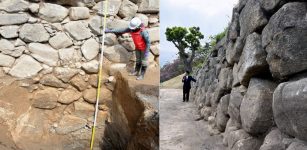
(160, 0, 239, 66)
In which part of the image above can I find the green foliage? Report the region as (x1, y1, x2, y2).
(192, 28, 228, 69)
(165, 26, 204, 72)
(209, 28, 228, 47)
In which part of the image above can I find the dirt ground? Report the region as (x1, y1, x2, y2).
(160, 89, 226, 150)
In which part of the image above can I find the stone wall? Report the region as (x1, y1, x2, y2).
(191, 0, 307, 150)
(0, 0, 159, 149)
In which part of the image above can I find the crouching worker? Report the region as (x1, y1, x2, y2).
(105, 17, 150, 80)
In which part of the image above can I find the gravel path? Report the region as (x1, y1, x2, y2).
(160, 89, 226, 150)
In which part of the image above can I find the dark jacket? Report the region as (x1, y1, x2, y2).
(182, 75, 196, 90)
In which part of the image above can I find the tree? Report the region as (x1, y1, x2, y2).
(165, 26, 204, 72)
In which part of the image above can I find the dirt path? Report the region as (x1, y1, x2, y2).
(160, 89, 226, 150)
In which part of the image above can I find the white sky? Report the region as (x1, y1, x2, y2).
(160, 0, 239, 66)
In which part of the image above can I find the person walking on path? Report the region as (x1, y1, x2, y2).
(182, 71, 196, 102)
(105, 17, 151, 80)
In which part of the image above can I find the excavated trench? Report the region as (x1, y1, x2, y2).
(101, 71, 159, 150)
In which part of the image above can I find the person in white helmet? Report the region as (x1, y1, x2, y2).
(105, 17, 150, 80)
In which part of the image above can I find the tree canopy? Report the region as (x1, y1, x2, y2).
(165, 26, 204, 72)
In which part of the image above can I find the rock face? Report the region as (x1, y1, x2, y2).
(104, 45, 131, 63)
(0, 25, 19, 38)
(69, 7, 90, 20)
(9, 55, 42, 78)
(38, 3, 68, 22)
(19, 24, 50, 42)
(49, 32, 73, 49)
(273, 78, 307, 142)
(0, 13, 29, 25)
(119, 0, 138, 19)
(0, 0, 29, 13)
(239, 0, 268, 38)
(240, 78, 277, 134)
(93, 0, 121, 16)
(58, 89, 81, 104)
(137, 0, 159, 13)
(28, 43, 59, 66)
(81, 38, 99, 60)
(190, 0, 307, 149)
(32, 88, 59, 109)
(64, 21, 92, 40)
(0, 54, 15, 67)
(237, 33, 268, 86)
(262, 2, 307, 79)
(259, 128, 287, 150)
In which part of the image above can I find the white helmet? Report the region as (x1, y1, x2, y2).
(128, 17, 142, 30)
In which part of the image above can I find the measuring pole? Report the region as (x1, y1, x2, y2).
(90, 0, 108, 149)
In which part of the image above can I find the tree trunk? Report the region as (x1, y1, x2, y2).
(180, 56, 192, 73)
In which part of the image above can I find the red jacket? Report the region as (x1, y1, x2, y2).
(130, 27, 146, 51)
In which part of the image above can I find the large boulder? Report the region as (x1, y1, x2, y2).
(228, 85, 247, 126)
(259, 0, 285, 12)
(223, 119, 240, 146)
(58, 89, 82, 104)
(137, 0, 159, 13)
(58, 48, 77, 65)
(32, 88, 59, 109)
(54, 67, 79, 83)
(38, 3, 68, 22)
(105, 33, 118, 46)
(227, 129, 263, 150)
(0, 39, 14, 53)
(107, 19, 129, 29)
(0, 53, 15, 67)
(226, 36, 244, 65)
(93, 0, 121, 16)
(218, 67, 232, 91)
(9, 55, 42, 78)
(81, 60, 99, 74)
(19, 24, 50, 42)
(70, 75, 88, 91)
(40, 74, 68, 88)
(273, 78, 307, 141)
(89, 15, 109, 35)
(118, 0, 138, 19)
(259, 128, 287, 150)
(216, 94, 230, 132)
(240, 78, 277, 135)
(262, 2, 307, 79)
(104, 45, 131, 63)
(64, 21, 92, 40)
(239, 0, 268, 39)
(0, 0, 29, 13)
(287, 142, 307, 150)
(237, 33, 268, 86)
(49, 32, 73, 49)
(228, 10, 240, 41)
(83, 87, 112, 104)
(0, 13, 29, 25)
(81, 38, 99, 60)
(28, 43, 59, 66)
(0, 25, 19, 38)
(69, 7, 90, 20)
